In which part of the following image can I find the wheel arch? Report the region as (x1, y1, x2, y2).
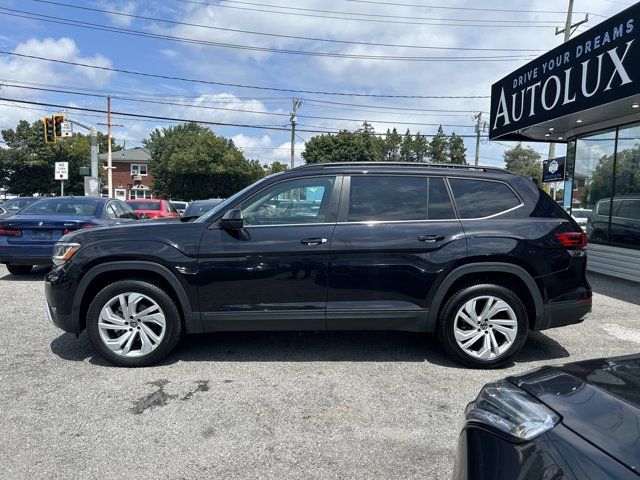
(426, 262, 543, 331)
(73, 261, 200, 334)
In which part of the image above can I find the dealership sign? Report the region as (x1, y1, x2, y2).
(542, 157, 566, 183)
(490, 2, 640, 140)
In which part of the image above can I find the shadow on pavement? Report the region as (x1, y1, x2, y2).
(0, 265, 50, 281)
(50, 329, 570, 368)
(589, 272, 640, 306)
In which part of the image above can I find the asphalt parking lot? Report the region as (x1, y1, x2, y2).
(1, 266, 639, 480)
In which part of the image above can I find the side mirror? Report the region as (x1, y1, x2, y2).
(220, 208, 244, 230)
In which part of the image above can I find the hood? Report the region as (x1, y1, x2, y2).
(509, 354, 640, 472)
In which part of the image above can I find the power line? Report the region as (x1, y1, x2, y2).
(0, 82, 477, 127)
(177, 0, 596, 24)
(0, 8, 539, 62)
(338, 0, 603, 16)
(0, 97, 490, 138)
(27, 0, 546, 52)
(175, 0, 569, 27)
(0, 50, 492, 99)
(0, 78, 487, 115)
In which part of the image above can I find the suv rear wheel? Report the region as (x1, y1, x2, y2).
(87, 280, 182, 367)
(437, 284, 528, 368)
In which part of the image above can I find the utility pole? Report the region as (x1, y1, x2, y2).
(547, 0, 589, 160)
(98, 96, 122, 198)
(290, 99, 301, 169)
(67, 117, 99, 196)
(474, 113, 487, 166)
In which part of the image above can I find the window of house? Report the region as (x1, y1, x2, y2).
(131, 164, 148, 176)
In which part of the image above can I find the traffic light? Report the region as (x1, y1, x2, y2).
(43, 116, 55, 144)
(53, 114, 65, 140)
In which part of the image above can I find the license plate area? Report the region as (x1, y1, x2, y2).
(32, 231, 52, 240)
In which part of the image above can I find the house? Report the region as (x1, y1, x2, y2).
(99, 147, 154, 200)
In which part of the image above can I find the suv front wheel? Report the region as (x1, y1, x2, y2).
(437, 284, 528, 368)
(87, 280, 182, 367)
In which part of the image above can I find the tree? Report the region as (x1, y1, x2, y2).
(503, 143, 542, 179)
(1, 120, 114, 196)
(399, 129, 414, 162)
(412, 132, 430, 162)
(144, 122, 264, 199)
(264, 161, 287, 175)
(430, 126, 449, 163)
(302, 122, 385, 164)
(383, 127, 402, 161)
(448, 132, 467, 164)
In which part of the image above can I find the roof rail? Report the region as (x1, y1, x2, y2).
(292, 162, 509, 174)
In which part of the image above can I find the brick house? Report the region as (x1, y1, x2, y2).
(99, 147, 154, 200)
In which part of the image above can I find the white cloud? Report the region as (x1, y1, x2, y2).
(101, 1, 136, 27)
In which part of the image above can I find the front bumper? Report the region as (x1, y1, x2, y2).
(44, 266, 81, 334)
(453, 424, 634, 479)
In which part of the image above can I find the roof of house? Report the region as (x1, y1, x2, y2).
(99, 147, 150, 163)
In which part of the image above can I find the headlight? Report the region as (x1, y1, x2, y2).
(464, 381, 559, 441)
(52, 242, 81, 266)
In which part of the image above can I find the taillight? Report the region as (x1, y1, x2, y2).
(63, 224, 94, 235)
(555, 232, 587, 249)
(0, 226, 22, 236)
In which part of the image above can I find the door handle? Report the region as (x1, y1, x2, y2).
(418, 234, 445, 243)
(300, 237, 328, 246)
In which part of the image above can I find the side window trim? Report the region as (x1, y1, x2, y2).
(447, 176, 524, 220)
(223, 174, 342, 228)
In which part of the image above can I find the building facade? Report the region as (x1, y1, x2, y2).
(99, 147, 154, 201)
(490, 3, 640, 282)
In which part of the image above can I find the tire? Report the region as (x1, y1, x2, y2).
(6, 264, 33, 275)
(86, 279, 182, 367)
(436, 284, 528, 369)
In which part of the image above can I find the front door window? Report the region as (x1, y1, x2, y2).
(240, 177, 335, 226)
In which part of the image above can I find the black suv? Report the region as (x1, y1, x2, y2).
(44, 163, 592, 368)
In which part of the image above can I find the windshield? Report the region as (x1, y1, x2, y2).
(184, 200, 223, 217)
(20, 198, 101, 216)
(128, 201, 161, 211)
(3, 197, 39, 212)
(195, 179, 271, 222)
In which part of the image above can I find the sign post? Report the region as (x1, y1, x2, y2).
(55, 162, 69, 197)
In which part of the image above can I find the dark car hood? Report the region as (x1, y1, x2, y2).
(510, 354, 640, 472)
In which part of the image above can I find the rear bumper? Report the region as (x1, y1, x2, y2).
(0, 244, 54, 265)
(537, 298, 592, 331)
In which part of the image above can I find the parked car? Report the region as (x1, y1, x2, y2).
(571, 207, 591, 230)
(170, 200, 189, 215)
(454, 353, 640, 479)
(45, 162, 591, 367)
(587, 196, 640, 244)
(0, 196, 42, 220)
(181, 198, 225, 219)
(1, 196, 139, 275)
(126, 199, 179, 219)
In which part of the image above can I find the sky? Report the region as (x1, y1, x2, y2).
(0, 0, 632, 168)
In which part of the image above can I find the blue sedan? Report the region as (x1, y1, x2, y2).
(0, 196, 139, 275)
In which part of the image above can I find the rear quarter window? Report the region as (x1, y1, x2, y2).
(449, 178, 521, 219)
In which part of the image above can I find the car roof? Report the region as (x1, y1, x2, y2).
(284, 162, 512, 178)
(36, 196, 108, 203)
(127, 198, 162, 202)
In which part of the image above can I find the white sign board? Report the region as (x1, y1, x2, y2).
(60, 121, 73, 138)
(55, 162, 69, 180)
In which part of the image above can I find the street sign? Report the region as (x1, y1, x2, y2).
(55, 162, 69, 180)
(60, 121, 73, 138)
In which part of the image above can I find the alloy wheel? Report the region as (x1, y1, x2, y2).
(453, 295, 518, 360)
(97, 292, 166, 357)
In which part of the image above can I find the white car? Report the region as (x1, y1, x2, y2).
(571, 208, 592, 230)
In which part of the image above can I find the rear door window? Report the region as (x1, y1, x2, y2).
(449, 178, 521, 219)
(347, 175, 455, 222)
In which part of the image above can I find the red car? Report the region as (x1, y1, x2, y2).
(126, 199, 179, 220)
